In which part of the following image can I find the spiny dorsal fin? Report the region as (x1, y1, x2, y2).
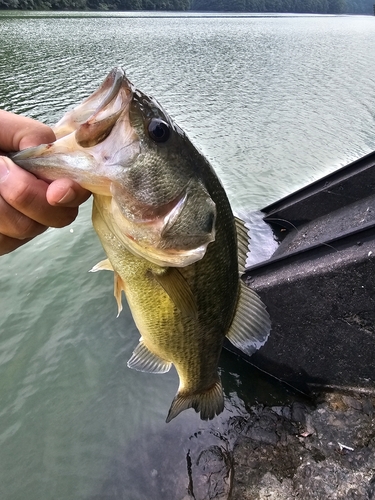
(89, 258, 114, 272)
(114, 272, 126, 318)
(127, 340, 172, 374)
(151, 267, 198, 319)
(166, 378, 224, 423)
(226, 281, 271, 356)
(235, 217, 250, 275)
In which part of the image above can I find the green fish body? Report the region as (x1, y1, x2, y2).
(12, 68, 271, 421)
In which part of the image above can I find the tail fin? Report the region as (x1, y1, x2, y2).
(166, 379, 224, 423)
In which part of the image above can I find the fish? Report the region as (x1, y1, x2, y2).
(11, 67, 271, 422)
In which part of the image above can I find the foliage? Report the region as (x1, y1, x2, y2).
(0, 0, 372, 14)
(0, 0, 190, 9)
(191, 0, 373, 13)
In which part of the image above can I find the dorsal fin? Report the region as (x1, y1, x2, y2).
(235, 217, 250, 275)
(226, 281, 271, 356)
(127, 340, 172, 374)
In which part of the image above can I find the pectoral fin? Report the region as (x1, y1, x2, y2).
(114, 272, 126, 317)
(226, 281, 271, 356)
(127, 340, 172, 374)
(151, 267, 198, 319)
(89, 259, 125, 317)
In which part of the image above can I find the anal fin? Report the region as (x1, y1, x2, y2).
(166, 378, 224, 423)
(127, 340, 172, 374)
(226, 281, 271, 356)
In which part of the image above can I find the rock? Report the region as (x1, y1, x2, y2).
(90, 392, 375, 500)
(231, 393, 375, 500)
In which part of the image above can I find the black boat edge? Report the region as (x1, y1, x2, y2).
(225, 149, 375, 397)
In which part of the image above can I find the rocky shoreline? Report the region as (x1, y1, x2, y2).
(230, 392, 375, 500)
(89, 374, 375, 500)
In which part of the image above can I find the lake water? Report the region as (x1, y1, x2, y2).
(0, 11, 374, 500)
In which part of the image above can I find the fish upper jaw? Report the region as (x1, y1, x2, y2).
(53, 67, 127, 139)
(10, 71, 140, 196)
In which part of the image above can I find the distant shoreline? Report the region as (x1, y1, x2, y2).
(0, 0, 373, 16)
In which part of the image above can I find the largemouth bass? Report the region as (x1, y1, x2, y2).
(12, 67, 271, 422)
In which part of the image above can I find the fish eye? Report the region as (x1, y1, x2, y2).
(148, 119, 170, 143)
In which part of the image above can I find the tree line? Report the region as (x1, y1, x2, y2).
(192, 0, 374, 14)
(0, 0, 373, 15)
(0, 0, 190, 9)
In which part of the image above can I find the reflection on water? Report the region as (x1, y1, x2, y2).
(1, 13, 374, 209)
(89, 351, 302, 500)
(0, 12, 374, 500)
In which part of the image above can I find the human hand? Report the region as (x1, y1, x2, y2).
(0, 110, 91, 256)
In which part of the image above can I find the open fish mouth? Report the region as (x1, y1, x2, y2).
(11, 67, 139, 195)
(54, 66, 127, 140)
(11, 67, 217, 267)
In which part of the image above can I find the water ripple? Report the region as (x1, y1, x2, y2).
(0, 13, 375, 500)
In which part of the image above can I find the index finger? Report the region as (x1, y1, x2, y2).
(0, 110, 55, 152)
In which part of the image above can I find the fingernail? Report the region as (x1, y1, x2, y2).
(0, 157, 10, 183)
(57, 187, 76, 204)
